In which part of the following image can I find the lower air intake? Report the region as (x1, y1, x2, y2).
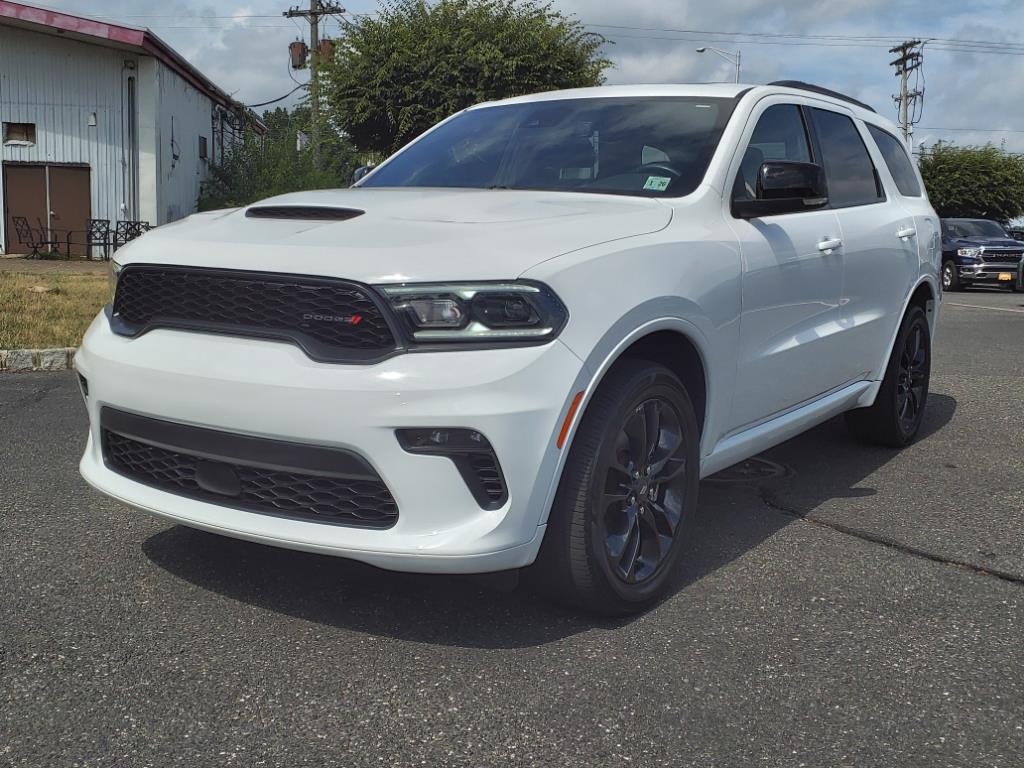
(101, 408, 399, 529)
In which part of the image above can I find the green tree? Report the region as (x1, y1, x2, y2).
(322, 0, 611, 155)
(199, 106, 360, 210)
(918, 142, 1024, 223)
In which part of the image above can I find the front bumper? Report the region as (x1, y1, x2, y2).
(958, 263, 1022, 285)
(76, 313, 586, 573)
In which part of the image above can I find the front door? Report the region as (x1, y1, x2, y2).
(727, 101, 846, 431)
(3, 163, 47, 254)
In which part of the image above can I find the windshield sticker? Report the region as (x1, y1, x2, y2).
(643, 176, 671, 192)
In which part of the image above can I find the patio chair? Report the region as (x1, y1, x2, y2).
(37, 217, 69, 259)
(66, 218, 112, 260)
(12, 216, 58, 259)
(113, 220, 152, 251)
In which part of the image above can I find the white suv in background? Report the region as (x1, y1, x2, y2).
(77, 81, 940, 614)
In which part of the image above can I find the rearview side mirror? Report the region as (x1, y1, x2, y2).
(732, 161, 829, 219)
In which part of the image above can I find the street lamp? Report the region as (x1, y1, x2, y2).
(696, 46, 741, 84)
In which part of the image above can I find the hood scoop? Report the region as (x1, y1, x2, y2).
(245, 205, 365, 221)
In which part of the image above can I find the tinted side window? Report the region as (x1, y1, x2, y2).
(733, 104, 812, 201)
(809, 108, 883, 208)
(867, 124, 922, 197)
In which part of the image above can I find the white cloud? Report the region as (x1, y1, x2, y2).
(24, 0, 1024, 150)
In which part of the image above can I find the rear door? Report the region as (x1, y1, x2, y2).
(727, 100, 846, 431)
(865, 121, 940, 300)
(48, 166, 91, 257)
(806, 107, 917, 384)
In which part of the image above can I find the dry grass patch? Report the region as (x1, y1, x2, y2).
(0, 272, 110, 348)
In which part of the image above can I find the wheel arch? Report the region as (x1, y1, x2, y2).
(531, 316, 714, 530)
(609, 330, 708, 440)
(857, 275, 939, 409)
(572, 318, 712, 447)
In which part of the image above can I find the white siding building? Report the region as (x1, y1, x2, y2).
(0, 1, 263, 255)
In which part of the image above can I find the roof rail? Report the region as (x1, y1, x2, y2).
(767, 80, 877, 114)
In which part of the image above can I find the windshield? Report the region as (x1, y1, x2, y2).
(360, 97, 736, 198)
(945, 219, 1008, 238)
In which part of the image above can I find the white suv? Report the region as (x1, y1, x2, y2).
(77, 82, 940, 614)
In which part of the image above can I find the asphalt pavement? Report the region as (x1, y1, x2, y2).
(1, 288, 1022, 767)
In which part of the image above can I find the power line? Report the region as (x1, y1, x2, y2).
(919, 127, 1024, 133)
(243, 83, 308, 108)
(76, 12, 1024, 54)
(582, 23, 1024, 54)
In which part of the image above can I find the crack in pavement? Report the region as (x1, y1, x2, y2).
(758, 487, 1024, 587)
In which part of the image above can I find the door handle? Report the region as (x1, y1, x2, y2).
(818, 237, 843, 254)
(896, 227, 916, 239)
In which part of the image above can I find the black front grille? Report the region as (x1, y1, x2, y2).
(982, 250, 1023, 263)
(111, 266, 398, 363)
(101, 409, 398, 529)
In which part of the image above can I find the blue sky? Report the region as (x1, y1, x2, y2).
(29, 0, 1024, 153)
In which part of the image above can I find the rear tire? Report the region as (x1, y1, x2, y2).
(941, 261, 961, 292)
(529, 362, 700, 615)
(845, 305, 931, 447)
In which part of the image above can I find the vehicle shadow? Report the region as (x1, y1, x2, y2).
(751, 391, 957, 514)
(141, 394, 956, 649)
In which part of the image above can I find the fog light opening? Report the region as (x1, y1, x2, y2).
(396, 428, 507, 510)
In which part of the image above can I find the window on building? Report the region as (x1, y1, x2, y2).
(3, 122, 36, 145)
(199, 135, 208, 160)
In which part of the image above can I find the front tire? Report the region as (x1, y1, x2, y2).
(529, 362, 700, 615)
(845, 305, 931, 447)
(941, 261, 962, 292)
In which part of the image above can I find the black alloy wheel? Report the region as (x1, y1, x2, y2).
(529, 362, 700, 615)
(845, 304, 931, 447)
(601, 397, 687, 584)
(895, 321, 929, 434)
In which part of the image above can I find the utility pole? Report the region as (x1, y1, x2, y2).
(889, 40, 923, 146)
(284, 0, 345, 169)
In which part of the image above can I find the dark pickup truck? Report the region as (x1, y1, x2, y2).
(941, 218, 1023, 292)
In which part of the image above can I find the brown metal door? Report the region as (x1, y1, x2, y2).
(48, 166, 91, 257)
(3, 163, 47, 254)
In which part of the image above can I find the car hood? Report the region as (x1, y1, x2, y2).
(120, 188, 672, 283)
(950, 236, 1022, 249)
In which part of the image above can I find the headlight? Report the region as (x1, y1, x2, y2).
(376, 281, 568, 344)
(109, 259, 123, 297)
(957, 248, 982, 259)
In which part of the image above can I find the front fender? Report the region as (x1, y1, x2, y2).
(518, 204, 742, 529)
(526, 313, 717, 530)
